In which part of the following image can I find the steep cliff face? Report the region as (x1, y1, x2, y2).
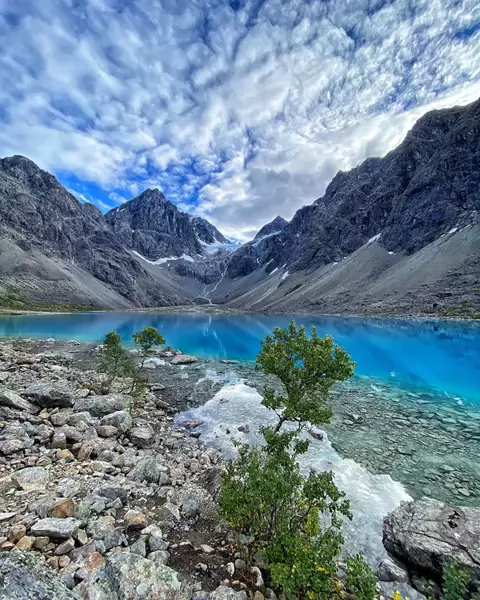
(253, 216, 288, 241)
(226, 98, 480, 278)
(0, 158, 204, 308)
(106, 189, 203, 261)
(191, 216, 229, 245)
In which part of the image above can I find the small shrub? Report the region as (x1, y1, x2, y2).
(220, 321, 358, 600)
(345, 553, 378, 600)
(443, 563, 470, 600)
(133, 327, 165, 360)
(98, 331, 136, 392)
(98, 327, 165, 402)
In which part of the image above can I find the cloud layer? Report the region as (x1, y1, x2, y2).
(0, 0, 479, 239)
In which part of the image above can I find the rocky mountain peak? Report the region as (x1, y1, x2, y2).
(0, 155, 62, 192)
(253, 215, 288, 241)
(191, 216, 229, 245)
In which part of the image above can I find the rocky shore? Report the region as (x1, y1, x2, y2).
(0, 338, 478, 599)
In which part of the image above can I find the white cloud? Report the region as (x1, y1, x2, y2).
(0, 0, 478, 238)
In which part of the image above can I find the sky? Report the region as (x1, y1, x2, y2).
(0, 0, 479, 241)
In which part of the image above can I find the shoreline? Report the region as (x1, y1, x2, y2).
(0, 304, 479, 323)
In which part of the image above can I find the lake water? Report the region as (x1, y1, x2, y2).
(1, 310, 479, 576)
(0, 311, 479, 401)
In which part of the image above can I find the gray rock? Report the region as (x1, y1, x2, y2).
(96, 425, 119, 438)
(74, 394, 130, 417)
(128, 426, 154, 448)
(0, 389, 37, 414)
(143, 525, 167, 552)
(101, 409, 133, 432)
(128, 456, 162, 483)
(13, 467, 49, 492)
(94, 485, 128, 505)
(377, 557, 409, 583)
(383, 499, 480, 589)
(30, 517, 80, 539)
(0, 438, 29, 454)
(104, 527, 126, 551)
(180, 494, 200, 519)
(52, 431, 67, 449)
(0, 550, 78, 599)
(89, 551, 190, 599)
(129, 538, 147, 557)
(87, 516, 115, 540)
(210, 586, 248, 600)
(23, 383, 75, 408)
(171, 355, 198, 365)
(148, 550, 170, 565)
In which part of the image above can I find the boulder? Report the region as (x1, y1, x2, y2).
(101, 409, 133, 432)
(171, 355, 198, 365)
(93, 485, 128, 505)
(0, 550, 78, 599)
(128, 457, 163, 484)
(0, 389, 37, 414)
(48, 498, 75, 519)
(30, 517, 80, 539)
(74, 394, 130, 417)
(383, 499, 480, 589)
(23, 383, 75, 408)
(210, 586, 248, 600)
(377, 557, 409, 583)
(128, 426, 154, 448)
(13, 467, 49, 492)
(0, 438, 30, 455)
(90, 551, 190, 599)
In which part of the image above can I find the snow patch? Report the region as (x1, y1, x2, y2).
(448, 227, 458, 234)
(270, 267, 279, 275)
(281, 271, 289, 280)
(252, 230, 281, 248)
(132, 250, 194, 265)
(367, 233, 382, 244)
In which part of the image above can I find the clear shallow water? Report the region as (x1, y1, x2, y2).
(0, 311, 479, 401)
(177, 378, 412, 567)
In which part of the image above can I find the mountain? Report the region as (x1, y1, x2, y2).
(191, 216, 229, 245)
(1, 97, 478, 316)
(215, 98, 480, 316)
(253, 216, 288, 241)
(0, 157, 224, 309)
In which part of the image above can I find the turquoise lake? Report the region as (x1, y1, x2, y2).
(0, 311, 479, 402)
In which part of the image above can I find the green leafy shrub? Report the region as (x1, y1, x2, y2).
(345, 554, 377, 600)
(98, 331, 136, 393)
(220, 321, 358, 599)
(443, 563, 470, 600)
(98, 327, 165, 402)
(133, 326, 165, 360)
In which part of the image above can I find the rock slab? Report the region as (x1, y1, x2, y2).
(0, 550, 78, 599)
(383, 498, 480, 589)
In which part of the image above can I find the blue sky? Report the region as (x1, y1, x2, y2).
(0, 0, 479, 240)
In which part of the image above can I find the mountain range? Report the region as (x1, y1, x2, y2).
(0, 98, 479, 316)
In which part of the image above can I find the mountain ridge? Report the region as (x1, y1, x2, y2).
(0, 97, 479, 316)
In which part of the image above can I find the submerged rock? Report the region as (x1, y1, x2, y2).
(383, 499, 480, 590)
(171, 355, 198, 365)
(0, 550, 78, 599)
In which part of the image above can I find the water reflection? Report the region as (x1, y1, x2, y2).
(0, 312, 478, 400)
